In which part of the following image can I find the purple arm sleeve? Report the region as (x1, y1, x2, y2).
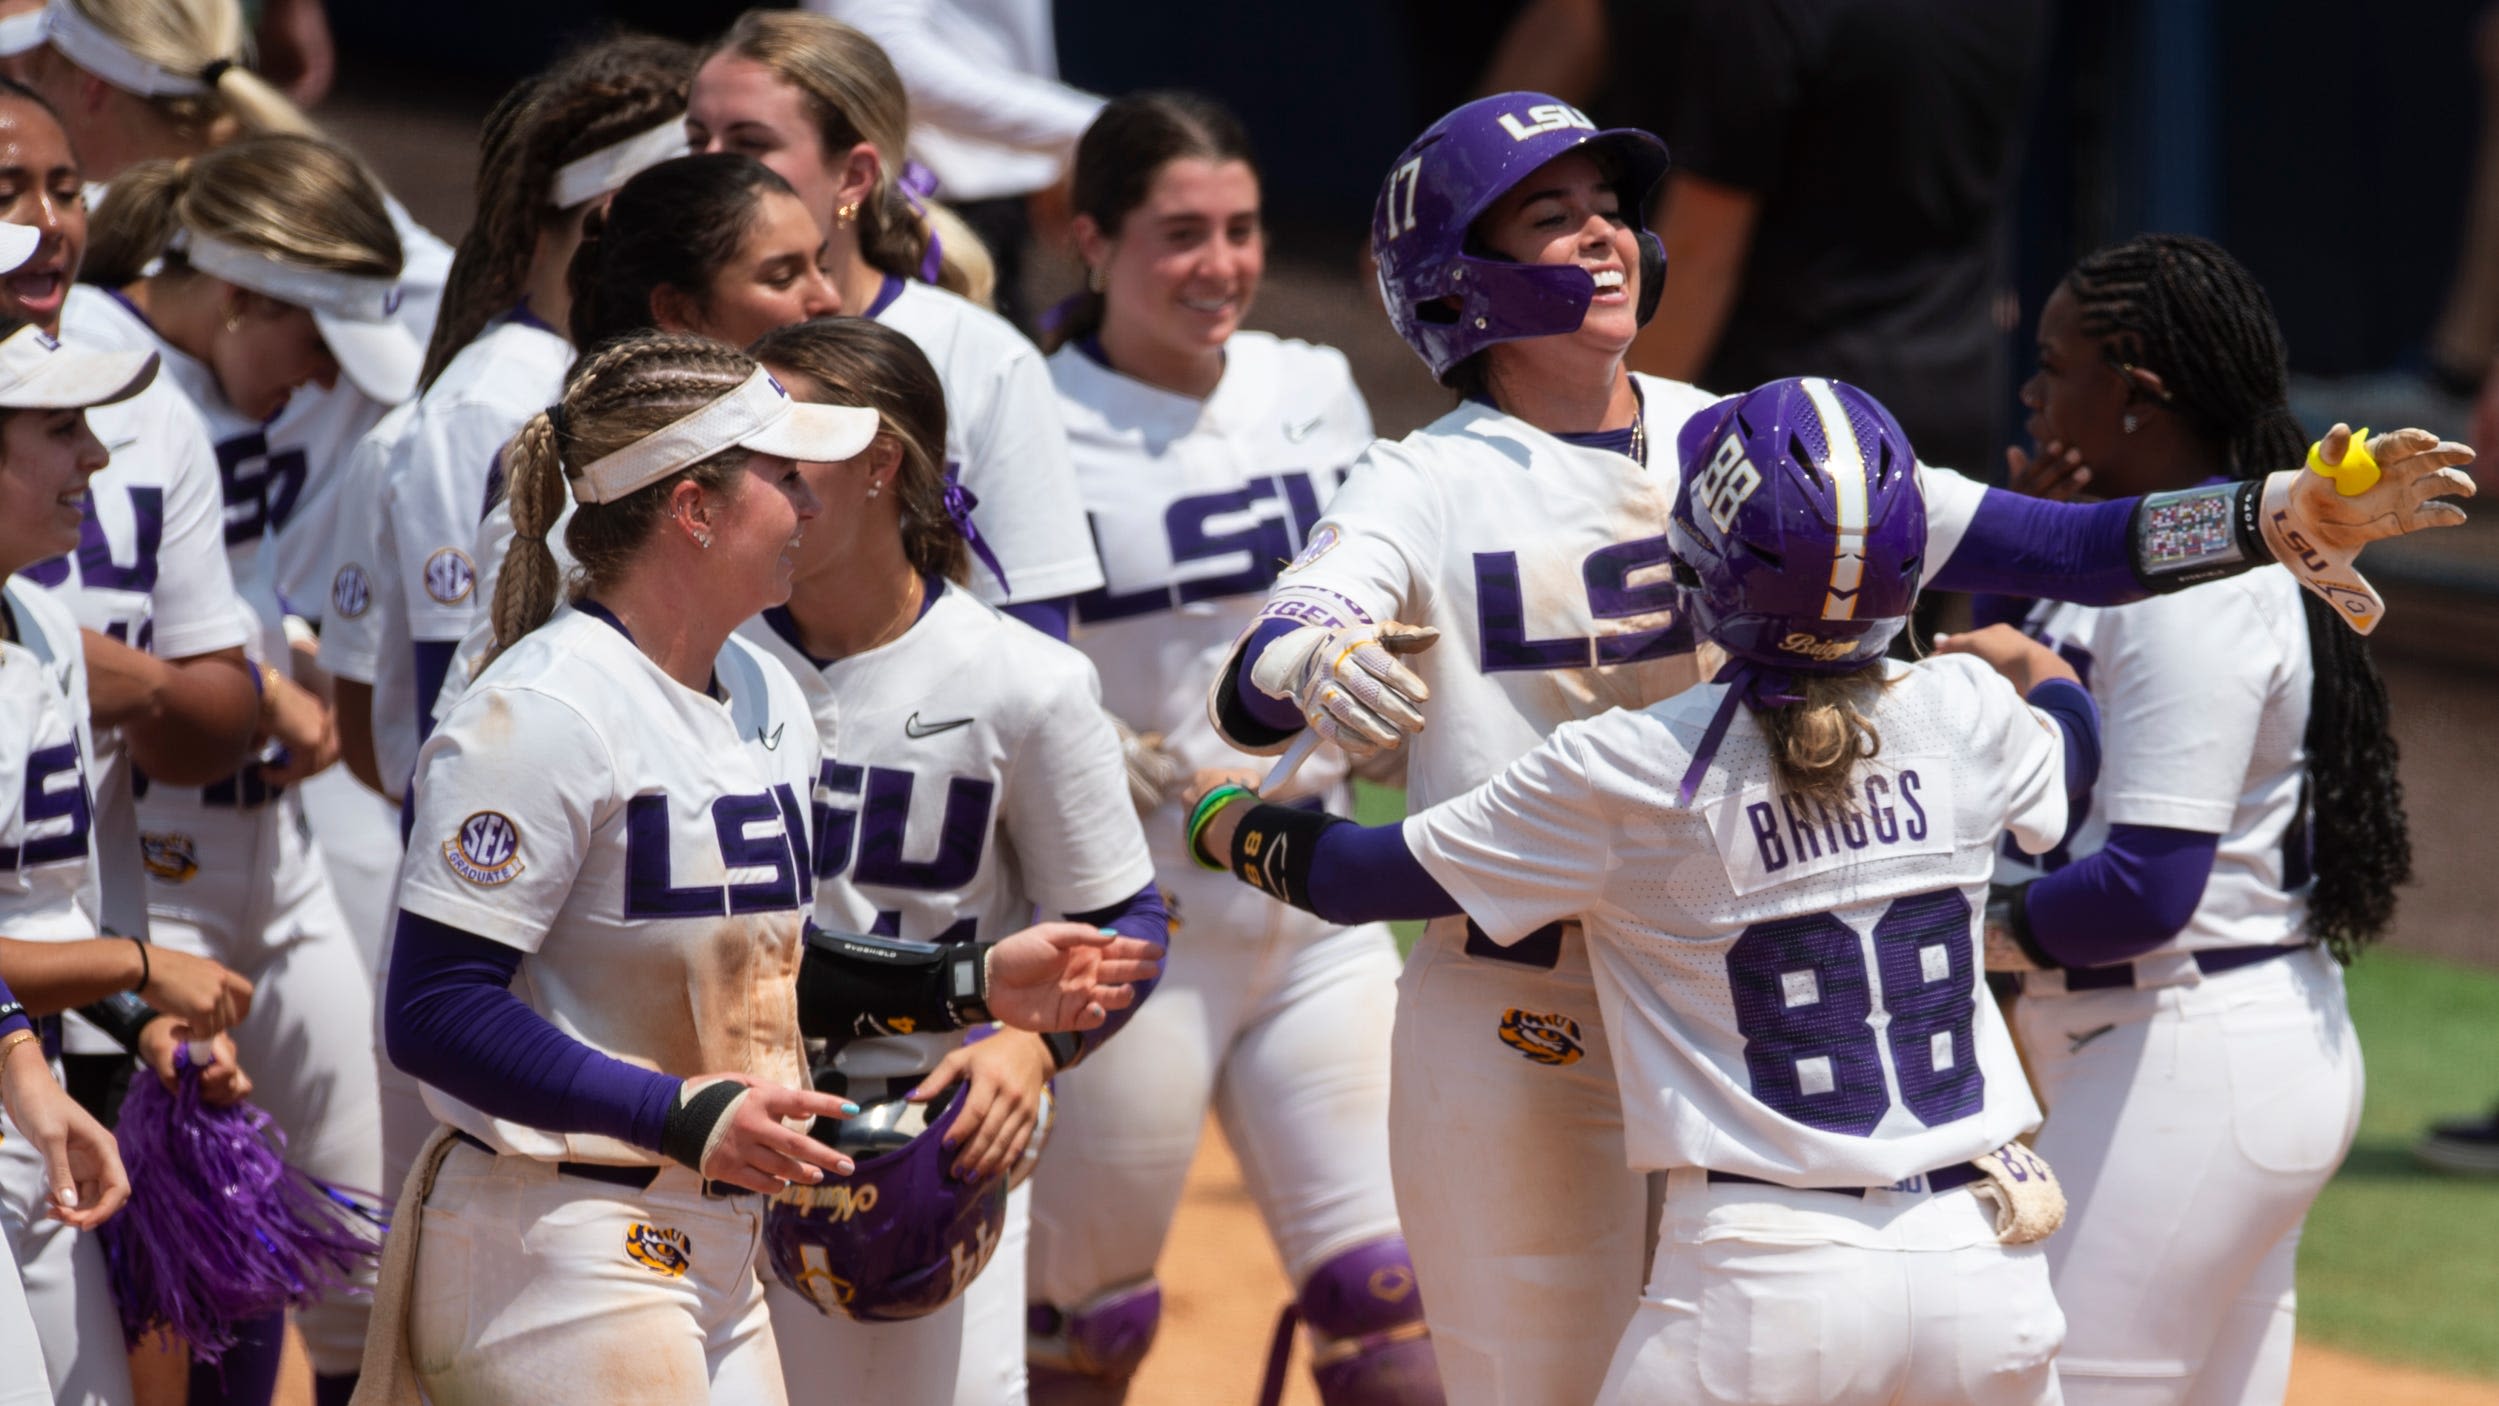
(1931, 492, 2143, 604)
(384, 911, 678, 1151)
(1307, 820, 1463, 925)
(1001, 596, 1076, 642)
(411, 639, 457, 749)
(2024, 677, 2102, 804)
(1230, 617, 1308, 735)
(0, 974, 30, 1042)
(2022, 823, 2220, 969)
(1061, 882, 1167, 1061)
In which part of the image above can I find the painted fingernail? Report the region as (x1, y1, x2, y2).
(1098, 927, 1119, 936)
(840, 1101, 861, 1116)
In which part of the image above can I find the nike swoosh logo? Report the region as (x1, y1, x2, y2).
(1283, 416, 1324, 442)
(904, 713, 974, 739)
(756, 723, 783, 749)
(2067, 1023, 2117, 1054)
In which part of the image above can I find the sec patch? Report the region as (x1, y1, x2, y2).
(1497, 1008, 1584, 1067)
(442, 811, 524, 887)
(624, 1223, 690, 1278)
(424, 547, 475, 605)
(330, 562, 371, 620)
(141, 832, 199, 883)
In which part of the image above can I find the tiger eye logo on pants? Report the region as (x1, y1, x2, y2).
(1498, 1008, 1585, 1066)
(625, 1223, 691, 1277)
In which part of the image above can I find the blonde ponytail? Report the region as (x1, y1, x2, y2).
(914, 197, 995, 308)
(80, 156, 191, 286)
(51, 0, 314, 146)
(486, 412, 567, 666)
(1756, 668, 1888, 814)
(84, 133, 399, 289)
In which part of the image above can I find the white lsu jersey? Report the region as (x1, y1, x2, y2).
(1053, 331, 1373, 852)
(1996, 567, 2314, 954)
(1404, 654, 2065, 1185)
(398, 606, 820, 1165)
(875, 279, 1103, 606)
(0, 581, 99, 943)
(318, 400, 422, 788)
(737, 581, 1153, 1080)
(1243, 375, 1993, 813)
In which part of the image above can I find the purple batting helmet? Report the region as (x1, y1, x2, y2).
(764, 1083, 1009, 1324)
(1668, 376, 1927, 672)
(1372, 92, 1670, 382)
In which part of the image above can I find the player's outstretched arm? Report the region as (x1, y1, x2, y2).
(1219, 619, 1440, 760)
(795, 921, 1163, 1041)
(0, 1021, 129, 1229)
(81, 638, 262, 786)
(1184, 783, 1464, 926)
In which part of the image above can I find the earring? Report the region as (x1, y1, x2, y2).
(837, 201, 859, 227)
(2122, 412, 2140, 435)
(1086, 263, 1106, 294)
(690, 524, 713, 549)
(223, 311, 244, 333)
(866, 481, 882, 500)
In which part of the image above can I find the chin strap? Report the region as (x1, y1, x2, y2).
(1675, 659, 1805, 806)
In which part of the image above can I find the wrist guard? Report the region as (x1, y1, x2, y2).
(798, 923, 992, 1041)
(2130, 480, 2265, 594)
(1984, 881, 2056, 970)
(1041, 1030, 1084, 1071)
(1225, 802, 1345, 913)
(661, 1079, 747, 1173)
(76, 991, 168, 1053)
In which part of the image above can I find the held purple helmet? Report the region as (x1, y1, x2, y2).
(764, 1082, 1009, 1324)
(1668, 376, 1927, 672)
(1372, 92, 1670, 381)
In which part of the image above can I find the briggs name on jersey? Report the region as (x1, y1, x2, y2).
(1704, 755, 1953, 896)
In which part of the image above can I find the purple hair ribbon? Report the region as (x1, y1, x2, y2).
(1674, 658, 1805, 807)
(97, 1045, 381, 1361)
(897, 159, 945, 284)
(941, 463, 1010, 592)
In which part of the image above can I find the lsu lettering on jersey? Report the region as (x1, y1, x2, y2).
(737, 581, 1152, 1081)
(399, 606, 820, 1164)
(1403, 654, 2064, 1184)
(875, 280, 1103, 605)
(0, 580, 98, 943)
(1997, 568, 2313, 954)
(1053, 332, 1371, 852)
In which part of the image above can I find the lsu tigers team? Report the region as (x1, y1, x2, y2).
(0, 4, 2477, 1406)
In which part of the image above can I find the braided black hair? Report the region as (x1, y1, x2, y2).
(2067, 233, 2409, 961)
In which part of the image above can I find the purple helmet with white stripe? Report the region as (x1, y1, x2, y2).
(764, 1082, 1009, 1324)
(1668, 377, 1927, 672)
(1372, 93, 1670, 381)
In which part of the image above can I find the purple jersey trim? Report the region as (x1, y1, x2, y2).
(1061, 881, 1168, 1060)
(1931, 492, 2141, 603)
(2024, 822, 2220, 969)
(384, 911, 678, 1152)
(1000, 595, 1073, 641)
(865, 275, 907, 320)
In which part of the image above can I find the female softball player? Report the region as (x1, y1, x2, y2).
(374, 329, 1156, 1403)
(739, 316, 1163, 1406)
(326, 32, 691, 807)
(1987, 235, 2388, 1406)
(1207, 93, 2475, 1406)
(1192, 376, 2100, 1406)
(75, 129, 418, 1395)
(688, 9, 1104, 635)
(1028, 92, 1436, 1405)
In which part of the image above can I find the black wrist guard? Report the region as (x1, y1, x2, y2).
(76, 991, 168, 1053)
(661, 1079, 746, 1172)
(798, 924, 992, 1041)
(1227, 803, 1345, 913)
(1041, 1030, 1084, 1071)
(1986, 881, 2057, 970)
(2131, 480, 2265, 594)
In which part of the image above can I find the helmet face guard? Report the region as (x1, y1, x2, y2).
(1668, 376, 1928, 674)
(1372, 92, 1671, 381)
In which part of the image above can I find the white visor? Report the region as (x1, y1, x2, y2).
(0, 9, 46, 57)
(0, 322, 156, 409)
(549, 119, 691, 210)
(42, 1, 212, 97)
(180, 233, 422, 403)
(0, 221, 37, 275)
(568, 367, 880, 505)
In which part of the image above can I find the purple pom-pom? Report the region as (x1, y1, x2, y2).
(96, 1047, 383, 1362)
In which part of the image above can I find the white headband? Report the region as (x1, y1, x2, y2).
(549, 119, 690, 210)
(568, 367, 880, 505)
(41, 1, 219, 98)
(177, 231, 401, 321)
(0, 9, 46, 58)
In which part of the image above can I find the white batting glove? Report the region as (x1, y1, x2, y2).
(2260, 423, 2475, 634)
(1248, 622, 1439, 759)
(1106, 713, 1187, 814)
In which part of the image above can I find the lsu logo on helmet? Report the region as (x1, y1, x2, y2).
(1497, 1008, 1585, 1066)
(624, 1223, 691, 1277)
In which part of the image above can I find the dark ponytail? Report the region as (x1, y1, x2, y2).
(1051, 91, 1258, 353)
(2068, 234, 2409, 961)
(566, 153, 795, 350)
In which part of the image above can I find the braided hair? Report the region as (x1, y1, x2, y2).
(2066, 233, 2408, 961)
(484, 332, 755, 669)
(421, 33, 694, 391)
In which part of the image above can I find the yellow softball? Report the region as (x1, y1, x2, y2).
(2306, 428, 2379, 497)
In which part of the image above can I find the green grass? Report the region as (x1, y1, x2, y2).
(2296, 949, 2499, 1378)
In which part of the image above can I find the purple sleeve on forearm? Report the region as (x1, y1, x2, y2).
(2025, 677, 2102, 804)
(1307, 820, 1463, 924)
(0, 974, 30, 1042)
(385, 911, 678, 1151)
(1232, 617, 1308, 734)
(1062, 882, 1167, 1060)
(411, 640, 457, 750)
(1931, 492, 2143, 604)
(2023, 823, 2219, 969)
(1001, 595, 1075, 642)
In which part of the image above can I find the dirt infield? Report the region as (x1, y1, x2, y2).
(1142, 1122, 2499, 1406)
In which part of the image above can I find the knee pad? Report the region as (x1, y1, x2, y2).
(1299, 1238, 1443, 1405)
(1028, 1279, 1162, 1383)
